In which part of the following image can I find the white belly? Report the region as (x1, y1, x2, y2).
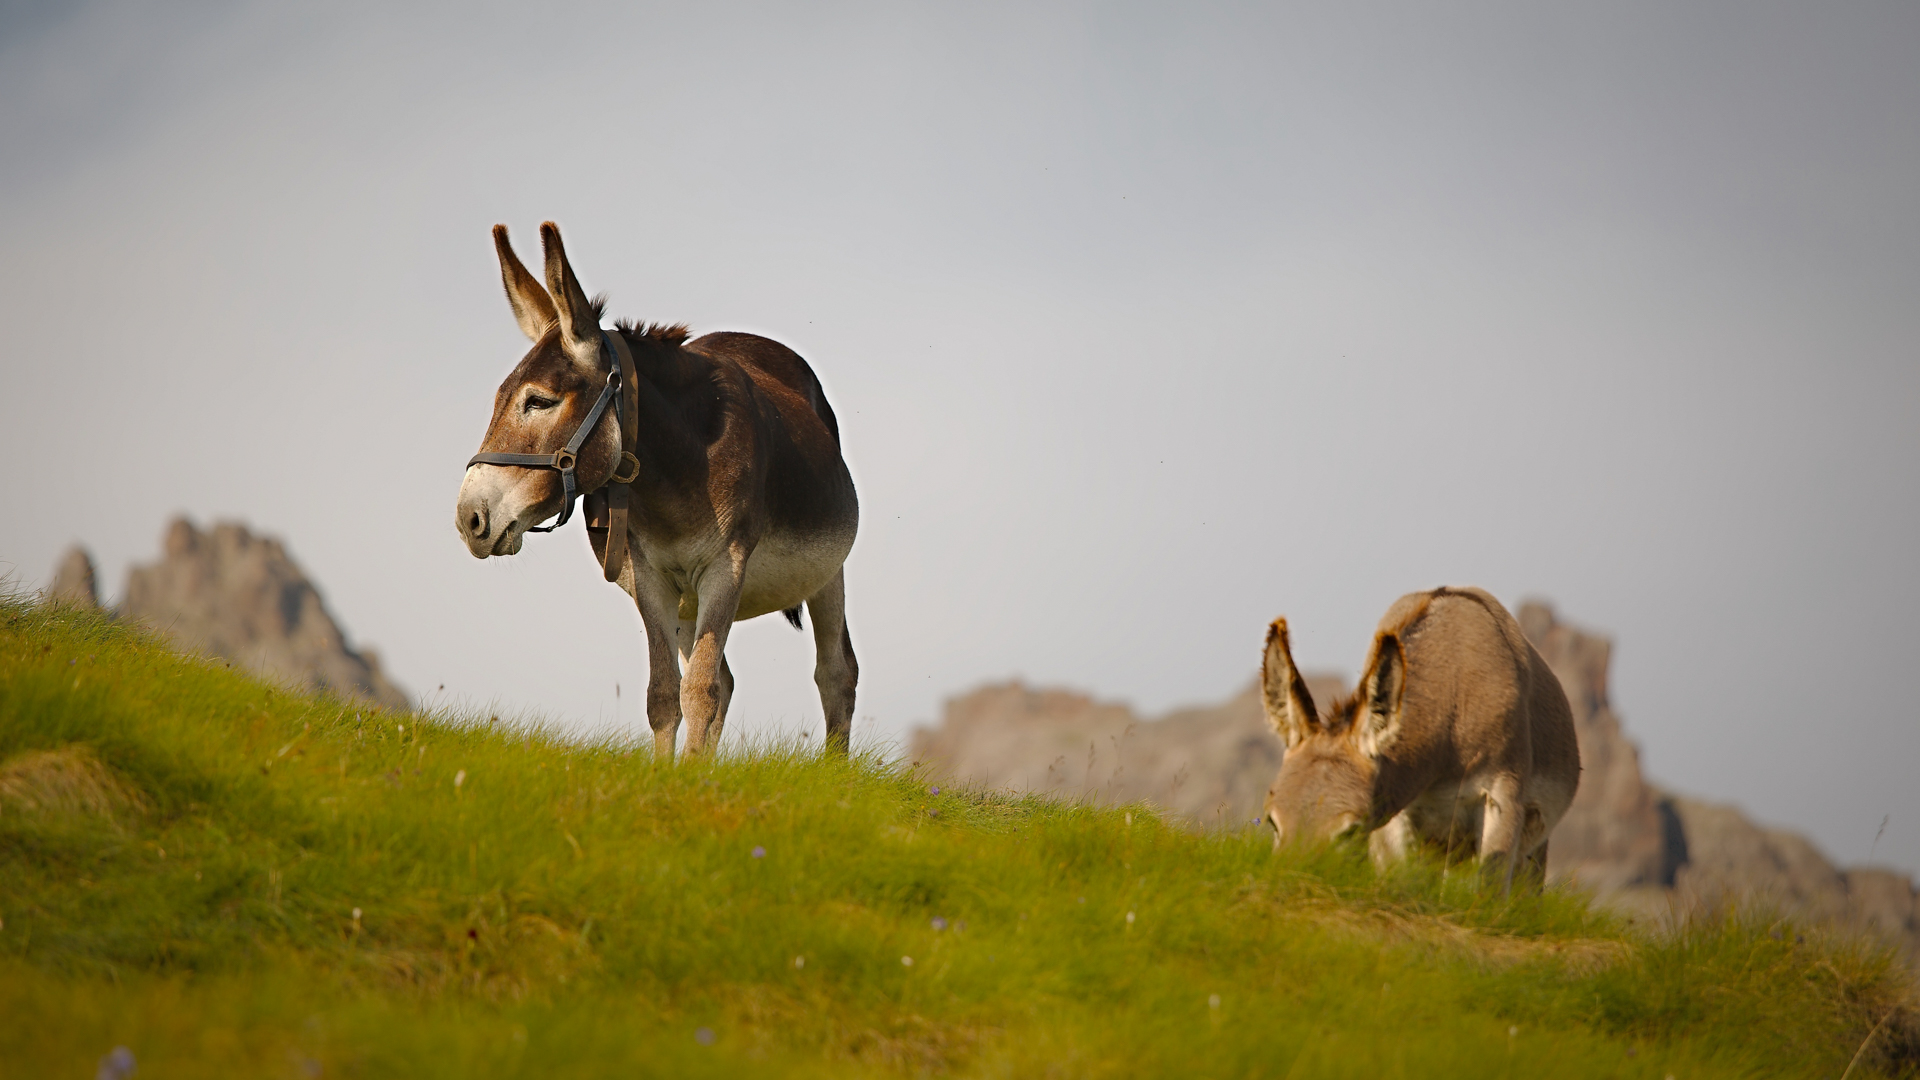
(733, 527, 854, 619)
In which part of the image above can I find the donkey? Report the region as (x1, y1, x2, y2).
(455, 222, 859, 758)
(1258, 587, 1579, 888)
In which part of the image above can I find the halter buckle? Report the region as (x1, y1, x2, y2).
(610, 451, 641, 485)
(552, 448, 577, 472)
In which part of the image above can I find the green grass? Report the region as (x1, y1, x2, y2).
(1, 595, 1914, 1078)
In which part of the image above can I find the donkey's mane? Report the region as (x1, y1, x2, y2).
(1319, 693, 1360, 731)
(615, 318, 692, 347)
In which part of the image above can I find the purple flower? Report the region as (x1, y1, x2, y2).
(97, 1047, 136, 1080)
(751, 846, 766, 859)
(929, 786, 940, 795)
(695, 1027, 716, 1046)
(931, 916, 947, 931)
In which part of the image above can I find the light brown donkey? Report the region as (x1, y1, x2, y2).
(1259, 587, 1579, 888)
(456, 223, 859, 758)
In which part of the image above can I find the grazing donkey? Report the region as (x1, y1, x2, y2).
(455, 222, 859, 758)
(1259, 587, 1579, 888)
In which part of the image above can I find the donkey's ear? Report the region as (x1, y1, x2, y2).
(1358, 632, 1407, 756)
(539, 221, 603, 356)
(1261, 618, 1319, 749)
(493, 225, 557, 342)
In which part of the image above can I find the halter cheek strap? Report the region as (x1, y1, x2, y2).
(594, 331, 641, 584)
(466, 329, 634, 538)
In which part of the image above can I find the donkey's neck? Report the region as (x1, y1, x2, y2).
(617, 337, 715, 491)
(622, 331, 705, 388)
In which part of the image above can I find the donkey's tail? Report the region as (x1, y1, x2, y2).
(782, 606, 803, 630)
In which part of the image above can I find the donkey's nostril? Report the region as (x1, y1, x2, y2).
(469, 511, 489, 540)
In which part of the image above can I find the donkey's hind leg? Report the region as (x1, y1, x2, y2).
(805, 568, 858, 754)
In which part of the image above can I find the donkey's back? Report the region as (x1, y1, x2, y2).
(1372, 587, 1580, 876)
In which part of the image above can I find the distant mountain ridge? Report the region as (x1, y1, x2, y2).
(910, 601, 1918, 967)
(46, 518, 407, 711)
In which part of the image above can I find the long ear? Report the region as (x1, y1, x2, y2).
(1358, 632, 1407, 756)
(539, 221, 603, 355)
(1261, 618, 1320, 749)
(493, 225, 557, 342)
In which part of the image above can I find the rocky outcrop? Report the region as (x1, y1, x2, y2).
(1654, 795, 1919, 967)
(912, 675, 1344, 830)
(910, 599, 1919, 967)
(1517, 602, 1674, 892)
(45, 547, 100, 609)
(50, 519, 408, 711)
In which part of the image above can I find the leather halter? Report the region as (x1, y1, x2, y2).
(466, 329, 640, 582)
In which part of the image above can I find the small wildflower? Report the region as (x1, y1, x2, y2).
(928, 786, 939, 795)
(901, 955, 914, 967)
(694, 1027, 715, 1046)
(1208, 994, 1221, 1010)
(1509, 1026, 1519, 1038)
(351, 907, 362, 922)
(1126, 911, 1135, 925)
(931, 917, 947, 931)
(793, 955, 805, 969)
(97, 1046, 136, 1080)
(454, 770, 466, 789)
(1078, 897, 1086, 904)
(751, 846, 766, 859)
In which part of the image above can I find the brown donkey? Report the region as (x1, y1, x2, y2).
(1259, 587, 1579, 888)
(455, 223, 859, 758)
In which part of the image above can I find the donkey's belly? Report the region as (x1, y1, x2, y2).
(1399, 774, 1498, 854)
(734, 527, 855, 620)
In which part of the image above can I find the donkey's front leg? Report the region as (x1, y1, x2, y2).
(1478, 773, 1527, 894)
(676, 614, 734, 747)
(630, 566, 686, 761)
(681, 548, 748, 756)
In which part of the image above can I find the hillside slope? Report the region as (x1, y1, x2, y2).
(1, 597, 1914, 1078)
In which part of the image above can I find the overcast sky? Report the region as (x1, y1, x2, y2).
(2, 1, 1915, 873)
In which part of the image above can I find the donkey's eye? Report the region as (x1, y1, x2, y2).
(523, 394, 559, 413)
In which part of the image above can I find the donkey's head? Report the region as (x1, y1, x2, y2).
(456, 222, 624, 558)
(1258, 618, 1407, 850)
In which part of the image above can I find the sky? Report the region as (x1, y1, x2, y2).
(1, 1, 1915, 873)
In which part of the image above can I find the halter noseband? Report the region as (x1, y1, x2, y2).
(465, 329, 640, 533)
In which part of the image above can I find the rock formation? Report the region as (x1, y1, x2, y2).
(45, 547, 100, 609)
(910, 600, 1919, 967)
(48, 518, 408, 711)
(910, 675, 1343, 830)
(1516, 602, 1676, 892)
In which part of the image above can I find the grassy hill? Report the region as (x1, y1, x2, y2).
(2, 594, 1914, 1078)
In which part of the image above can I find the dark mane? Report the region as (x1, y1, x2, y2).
(614, 318, 691, 346)
(1320, 693, 1360, 733)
